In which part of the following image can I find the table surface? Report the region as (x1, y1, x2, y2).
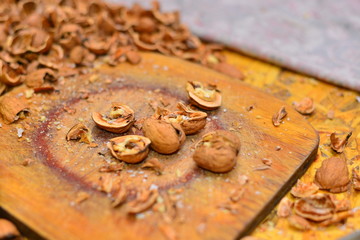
(0, 50, 359, 240)
(224, 51, 360, 239)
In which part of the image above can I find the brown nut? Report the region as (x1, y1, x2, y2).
(107, 135, 151, 164)
(0, 219, 20, 239)
(193, 130, 240, 173)
(92, 103, 135, 133)
(314, 157, 350, 193)
(186, 81, 221, 110)
(155, 102, 207, 135)
(142, 118, 185, 154)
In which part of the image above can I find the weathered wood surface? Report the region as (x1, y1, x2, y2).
(0, 52, 319, 240)
(223, 51, 360, 240)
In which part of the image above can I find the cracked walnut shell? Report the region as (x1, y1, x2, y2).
(142, 118, 185, 154)
(193, 130, 240, 173)
(155, 102, 207, 135)
(92, 103, 135, 133)
(186, 81, 221, 110)
(107, 135, 151, 164)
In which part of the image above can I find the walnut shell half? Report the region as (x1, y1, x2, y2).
(107, 135, 151, 164)
(193, 130, 240, 173)
(294, 193, 335, 222)
(0, 219, 20, 239)
(186, 81, 221, 110)
(142, 118, 185, 154)
(92, 103, 135, 133)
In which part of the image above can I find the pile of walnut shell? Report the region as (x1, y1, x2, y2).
(67, 81, 240, 173)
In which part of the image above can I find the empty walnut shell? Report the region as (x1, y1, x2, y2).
(25, 68, 56, 88)
(314, 157, 350, 193)
(0, 95, 29, 124)
(142, 118, 185, 154)
(66, 123, 92, 144)
(0, 219, 20, 239)
(294, 194, 335, 222)
(92, 103, 135, 133)
(157, 102, 207, 135)
(186, 81, 221, 110)
(107, 135, 151, 164)
(193, 130, 240, 173)
(0, 61, 23, 86)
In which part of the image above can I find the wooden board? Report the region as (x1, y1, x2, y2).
(0, 52, 319, 240)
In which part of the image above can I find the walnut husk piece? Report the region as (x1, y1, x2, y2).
(330, 132, 352, 153)
(92, 103, 135, 133)
(193, 130, 240, 173)
(107, 135, 151, 164)
(66, 123, 92, 144)
(0, 219, 20, 239)
(0, 95, 29, 124)
(142, 118, 185, 154)
(186, 81, 221, 110)
(294, 193, 335, 222)
(314, 157, 350, 193)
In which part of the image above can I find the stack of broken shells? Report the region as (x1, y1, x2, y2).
(0, 0, 244, 100)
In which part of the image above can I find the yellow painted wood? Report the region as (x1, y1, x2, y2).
(224, 51, 360, 240)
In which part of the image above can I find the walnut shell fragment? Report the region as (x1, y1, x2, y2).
(92, 103, 135, 133)
(294, 194, 335, 222)
(125, 188, 159, 214)
(66, 123, 92, 144)
(0, 61, 24, 86)
(272, 106, 287, 127)
(141, 157, 164, 175)
(142, 118, 185, 154)
(293, 97, 315, 115)
(0, 219, 20, 239)
(107, 135, 151, 164)
(155, 102, 207, 135)
(277, 197, 293, 218)
(290, 180, 319, 198)
(186, 81, 221, 110)
(314, 157, 350, 193)
(209, 62, 245, 80)
(193, 130, 240, 173)
(330, 132, 352, 153)
(352, 166, 360, 191)
(25, 68, 56, 88)
(0, 95, 29, 124)
(288, 215, 312, 231)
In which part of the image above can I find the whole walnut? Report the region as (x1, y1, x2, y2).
(142, 118, 185, 154)
(193, 130, 240, 173)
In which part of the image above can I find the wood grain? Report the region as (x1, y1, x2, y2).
(0, 52, 318, 240)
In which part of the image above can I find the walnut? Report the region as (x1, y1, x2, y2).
(107, 135, 151, 164)
(186, 81, 221, 110)
(314, 157, 350, 193)
(92, 103, 135, 133)
(142, 118, 185, 154)
(193, 130, 240, 173)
